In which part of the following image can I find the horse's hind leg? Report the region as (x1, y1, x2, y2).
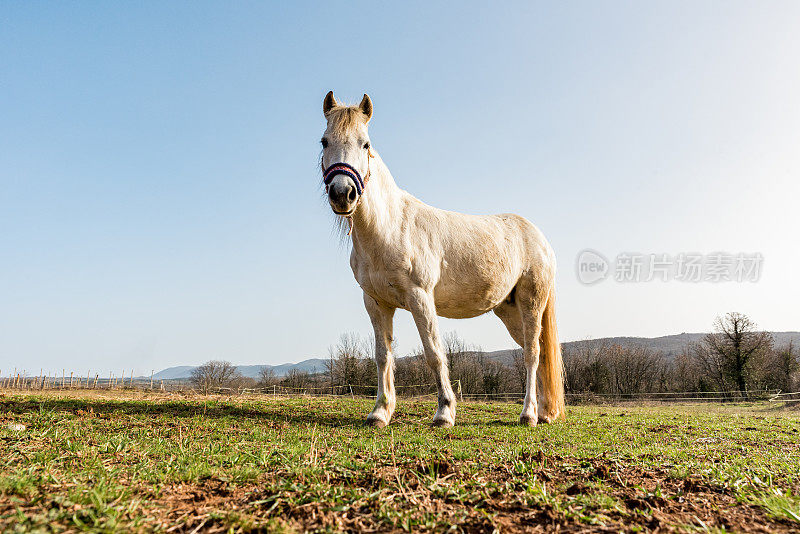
(514, 278, 549, 426)
(494, 293, 524, 347)
(407, 288, 457, 427)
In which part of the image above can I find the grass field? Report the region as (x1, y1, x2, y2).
(1, 391, 799, 533)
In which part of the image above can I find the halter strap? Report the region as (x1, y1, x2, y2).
(322, 150, 373, 195)
(322, 162, 368, 194)
(322, 152, 373, 236)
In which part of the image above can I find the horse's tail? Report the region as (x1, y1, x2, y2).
(540, 284, 566, 420)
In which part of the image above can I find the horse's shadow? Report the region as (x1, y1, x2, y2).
(1, 397, 530, 429)
(0, 397, 364, 428)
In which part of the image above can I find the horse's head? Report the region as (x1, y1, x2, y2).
(321, 91, 373, 216)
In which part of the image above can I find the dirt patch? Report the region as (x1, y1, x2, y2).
(557, 462, 782, 534)
(31, 457, 786, 533)
(2, 393, 797, 533)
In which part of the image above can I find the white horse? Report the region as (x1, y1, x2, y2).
(320, 91, 565, 427)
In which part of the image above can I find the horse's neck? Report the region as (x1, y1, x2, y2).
(350, 155, 405, 252)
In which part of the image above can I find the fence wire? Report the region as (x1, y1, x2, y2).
(0, 370, 792, 404)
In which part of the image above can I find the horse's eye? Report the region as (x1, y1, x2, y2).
(321, 138, 328, 148)
(363, 142, 370, 150)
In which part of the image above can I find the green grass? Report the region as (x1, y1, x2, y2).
(1, 391, 799, 532)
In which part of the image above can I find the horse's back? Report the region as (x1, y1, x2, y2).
(492, 213, 555, 271)
(416, 207, 554, 317)
(436, 209, 553, 271)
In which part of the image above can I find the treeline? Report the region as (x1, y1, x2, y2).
(189, 331, 520, 397)
(561, 312, 796, 397)
(191, 312, 798, 399)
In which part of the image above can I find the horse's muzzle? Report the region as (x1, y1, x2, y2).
(327, 175, 359, 215)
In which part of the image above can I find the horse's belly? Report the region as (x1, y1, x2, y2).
(436, 304, 493, 319)
(433, 276, 515, 319)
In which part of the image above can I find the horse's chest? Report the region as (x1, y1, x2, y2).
(350, 252, 410, 308)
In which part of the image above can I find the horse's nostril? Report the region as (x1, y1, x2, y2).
(347, 185, 357, 202)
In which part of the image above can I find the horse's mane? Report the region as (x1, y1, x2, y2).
(325, 105, 367, 137)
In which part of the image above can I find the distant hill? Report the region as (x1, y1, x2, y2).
(483, 332, 800, 366)
(268, 359, 328, 376)
(481, 334, 709, 367)
(151, 332, 799, 380)
(149, 366, 196, 380)
(152, 358, 327, 380)
(565, 331, 800, 357)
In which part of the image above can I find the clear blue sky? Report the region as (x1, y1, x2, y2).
(2, 2, 798, 376)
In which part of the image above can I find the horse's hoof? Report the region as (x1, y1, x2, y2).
(519, 415, 538, 427)
(432, 417, 454, 428)
(538, 414, 553, 424)
(365, 416, 388, 428)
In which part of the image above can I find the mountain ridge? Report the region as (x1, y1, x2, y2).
(151, 331, 800, 380)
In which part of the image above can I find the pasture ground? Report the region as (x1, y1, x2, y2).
(1, 390, 799, 533)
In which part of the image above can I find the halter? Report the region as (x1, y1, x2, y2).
(321, 151, 373, 235)
(322, 157, 371, 195)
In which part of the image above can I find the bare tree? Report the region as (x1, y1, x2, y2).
(562, 340, 612, 394)
(394, 347, 430, 396)
(562, 340, 668, 397)
(480, 359, 508, 398)
(257, 367, 277, 388)
(670, 348, 703, 392)
(694, 312, 773, 396)
(761, 342, 798, 392)
(510, 349, 526, 392)
(606, 344, 666, 396)
(230, 375, 257, 391)
(326, 333, 373, 394)
(443, 331, 471, 371)
(190, 360, 241, 394)
(281, 368, 314, 391)
(442, 331, 485, 394)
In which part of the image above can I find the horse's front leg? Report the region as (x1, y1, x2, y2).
(364, 292, 396, 428)
(407, 288, 457, 427)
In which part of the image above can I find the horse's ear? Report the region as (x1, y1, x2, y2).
(323, 91, 338, 116)
(359, 94, 373, 122)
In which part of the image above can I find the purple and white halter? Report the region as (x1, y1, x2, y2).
(322, 162, 369, 195)
(322, 156, 372, 235)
